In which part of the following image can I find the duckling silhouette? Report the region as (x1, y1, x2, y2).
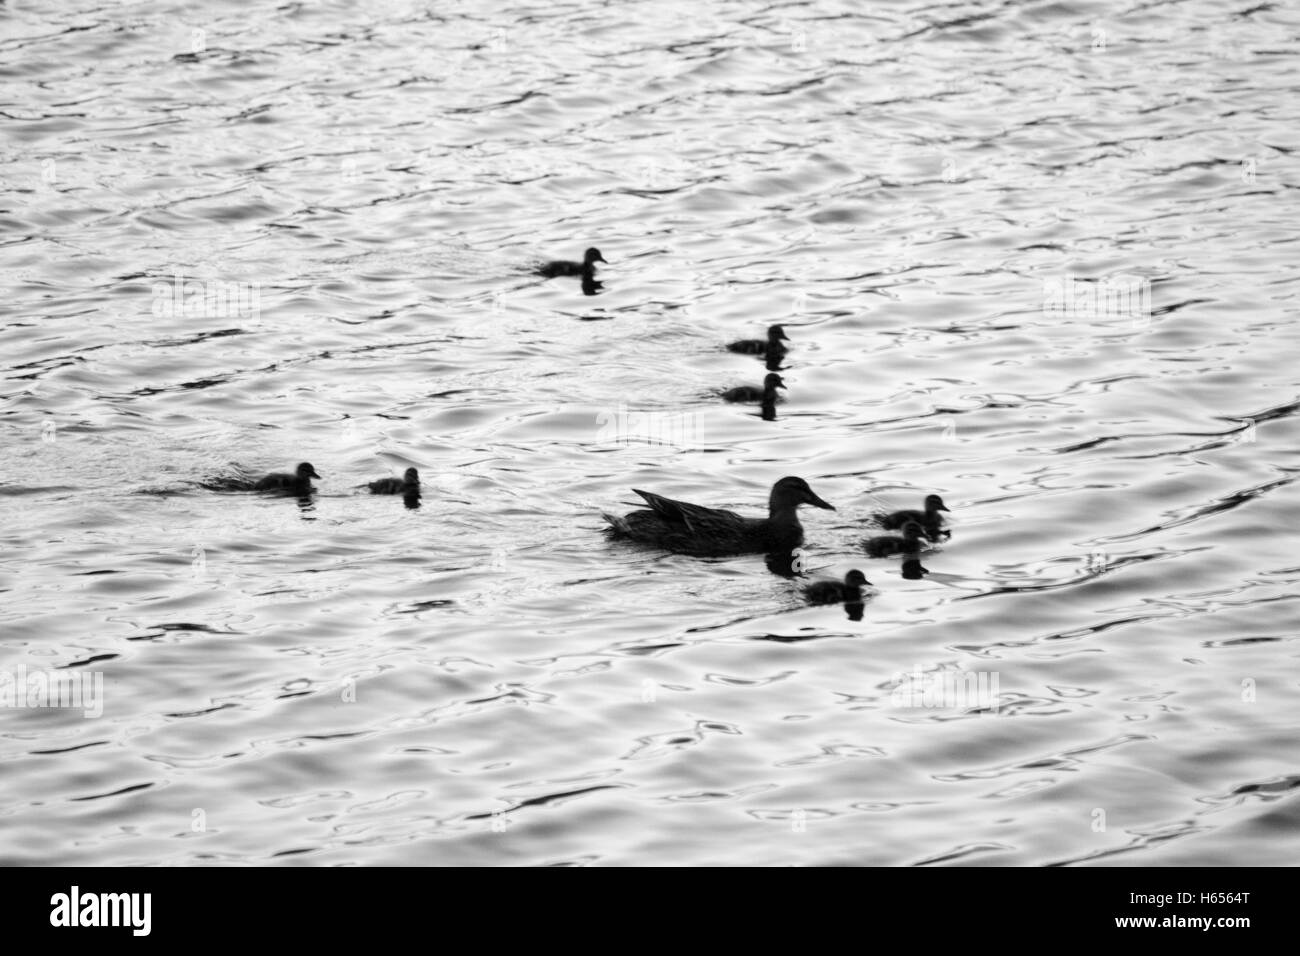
(721, 372, 785, 404)
(369, 467, 419, 495)
(802, 569, 871, 605)
(901, 557, 929, 580)
(877, 494, 950, 541)
(604, 476, 835, 557)
(863, 520, 926, 558)
(537, 247, 606, 279)
(253, 462, 320, 494)
(727, 324, 789, 358)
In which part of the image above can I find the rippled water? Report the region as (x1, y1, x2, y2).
(2, 0, 1298, 866)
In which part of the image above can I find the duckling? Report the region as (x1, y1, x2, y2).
(877, 494, 950, 541)
(253, 462, 320, 494)
(803, 569, 870, 605)
(727, 324, 789, 357)
(901, 557, 929, 580)
(537, 247, 606, 279)
(720, 372, 785, 404)
(863, 520, 926, 558)
(369, 467, 419, 495)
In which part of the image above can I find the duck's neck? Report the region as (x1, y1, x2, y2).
(768, 498, 802, 523)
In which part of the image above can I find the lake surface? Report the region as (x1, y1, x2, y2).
(2, 0, 1298, 866)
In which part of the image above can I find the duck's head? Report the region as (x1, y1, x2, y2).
(764, 373, 787, 391)
(768, 324, 789, 342)
(925, 494, 950, 512)
(771, 476, 834, 511)
(845, 569, 870, 587)
(297, 462, 321, 480)
(584, 247, 607, 265)
(403, 467, 419, 484)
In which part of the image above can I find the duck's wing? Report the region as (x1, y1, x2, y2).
(878, 507, 922, 528)
(537, 260, 580, 277)
(632, 489, 744, 533)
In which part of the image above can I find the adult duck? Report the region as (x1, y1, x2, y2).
(727, 324, 789, 357)
(537, 247, 606, 279)
(369, 467, 419, 495)
(877, 494, 950, 541)
(863, 520, 926, 558)
(721, 372, 785, 404)
(802, 569, 870, 605)
(253, 462, 320, 494)
(603, 476, 834, 556)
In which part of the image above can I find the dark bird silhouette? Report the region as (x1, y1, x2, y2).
(877, 494, 950, 541)
(369, 467, 419, 495)
(721, 372, 785, 404)
(901, 557, 929, 580)
(537, 247, 606, 279)
(863, 520, 927, 558)
(727, 324, 789, 358)
(604, 476, 835, 556)
(803, 569, 871, 605)
(252, 462, 320, 494)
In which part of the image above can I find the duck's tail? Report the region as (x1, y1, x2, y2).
(602, 512, 631, 537)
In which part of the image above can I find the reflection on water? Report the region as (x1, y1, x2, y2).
(1, 0, 1298, 866)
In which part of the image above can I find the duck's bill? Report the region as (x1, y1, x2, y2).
(596, 253, 608, 263)
(777, 382, 788, 389)
(308, 469, 322, 478)
(938, 505, 950, 511)
(807, 492, 834, 510)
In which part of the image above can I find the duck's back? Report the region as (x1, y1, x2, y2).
(802, 580, 844, 604)
(609, 500, 799, 556)
(369, 477, 405, 494)
(537, 260, 582, 278)
(878, 508, 920, 528)
(863, 533, 909, 557)
(721, 384, 764, 402)
(253, 473, 294, 491)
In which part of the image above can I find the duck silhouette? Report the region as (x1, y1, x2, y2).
(863, 520, 926, 558)
(727, 324, 789, 358)
(537, 247, 606, 279)
(721, 372, 785, 404)
(877, 494, 950, 541)
(901, 557, 929, 580)
(369, 467, 419, 495)
(604, 476, 835, 556)
(802, 569, 870, 605)
(253, 462, 320, 494)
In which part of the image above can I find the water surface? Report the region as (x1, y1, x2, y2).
(2, 0, 1298, 866)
